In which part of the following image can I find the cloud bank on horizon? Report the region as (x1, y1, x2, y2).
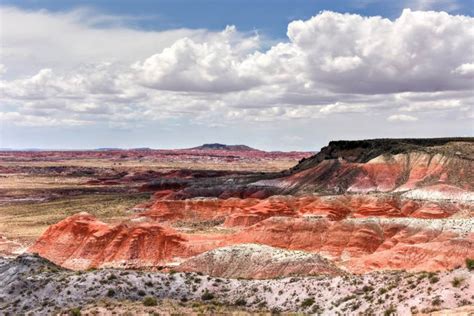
(0, 4, 473, 150)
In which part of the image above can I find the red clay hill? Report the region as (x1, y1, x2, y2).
(30, 138, 474, 277)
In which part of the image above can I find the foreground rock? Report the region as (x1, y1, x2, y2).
(1, 254, 473, 315)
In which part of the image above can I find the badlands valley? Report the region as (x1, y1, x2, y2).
(0, 138, 473, 315)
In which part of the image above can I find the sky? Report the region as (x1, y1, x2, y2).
(0, 0, 473, 150)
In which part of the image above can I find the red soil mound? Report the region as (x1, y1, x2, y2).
(29, 213, 196, 270)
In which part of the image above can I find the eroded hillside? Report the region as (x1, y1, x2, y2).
(1, 138, 473, 314)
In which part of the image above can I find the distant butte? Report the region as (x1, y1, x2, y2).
(189, 143, 259, 151)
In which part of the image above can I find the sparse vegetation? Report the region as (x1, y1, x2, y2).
(384, 305, 396, 316)
(301, 297, 315, 308)
(68, 307, 81, 316)
(432, 297, 443, 306)
(201, 290, 214, 301)
(143, 296, 158, 306)
(451, 277, 464, 287)
(234, 298, 246, 306)
(466, 258, 474, 271)
(428, 273, 440, 284)
(0, 191, 150, 242)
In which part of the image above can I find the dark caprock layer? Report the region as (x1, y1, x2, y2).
(293, 137, 474, 172)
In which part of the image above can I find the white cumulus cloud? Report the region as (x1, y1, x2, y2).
(387, 114, 419, 122)
(0, 6, 472, 139)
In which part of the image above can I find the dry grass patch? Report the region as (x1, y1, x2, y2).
(0, 192, 150, 243)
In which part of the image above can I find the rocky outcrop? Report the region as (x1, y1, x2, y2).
(257, 150, 473, 197)
(292, 138, 474, 171)
(177, 243, 343, 278)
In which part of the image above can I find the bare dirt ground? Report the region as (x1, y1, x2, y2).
(0, 149, 303, 250)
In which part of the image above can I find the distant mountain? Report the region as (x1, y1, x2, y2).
(190, 143, 260, 151)
(95, 148, 124, 151)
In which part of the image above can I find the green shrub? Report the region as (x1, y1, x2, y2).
(68, 307, 81, 316)
(384, 306, 396, 316)
(466, 258, 474, 271)
(417, 273, 427, 281)
(301, 298, 315, 308)
(451, 277, 464, 287)
(430, 277, 439, 283)
(428, 274, 440, 284)
(143, 296, 158, 306)
(201, 290, 214, 301)
(106, 289, 115, 297)
(234, 298, 246, 306)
